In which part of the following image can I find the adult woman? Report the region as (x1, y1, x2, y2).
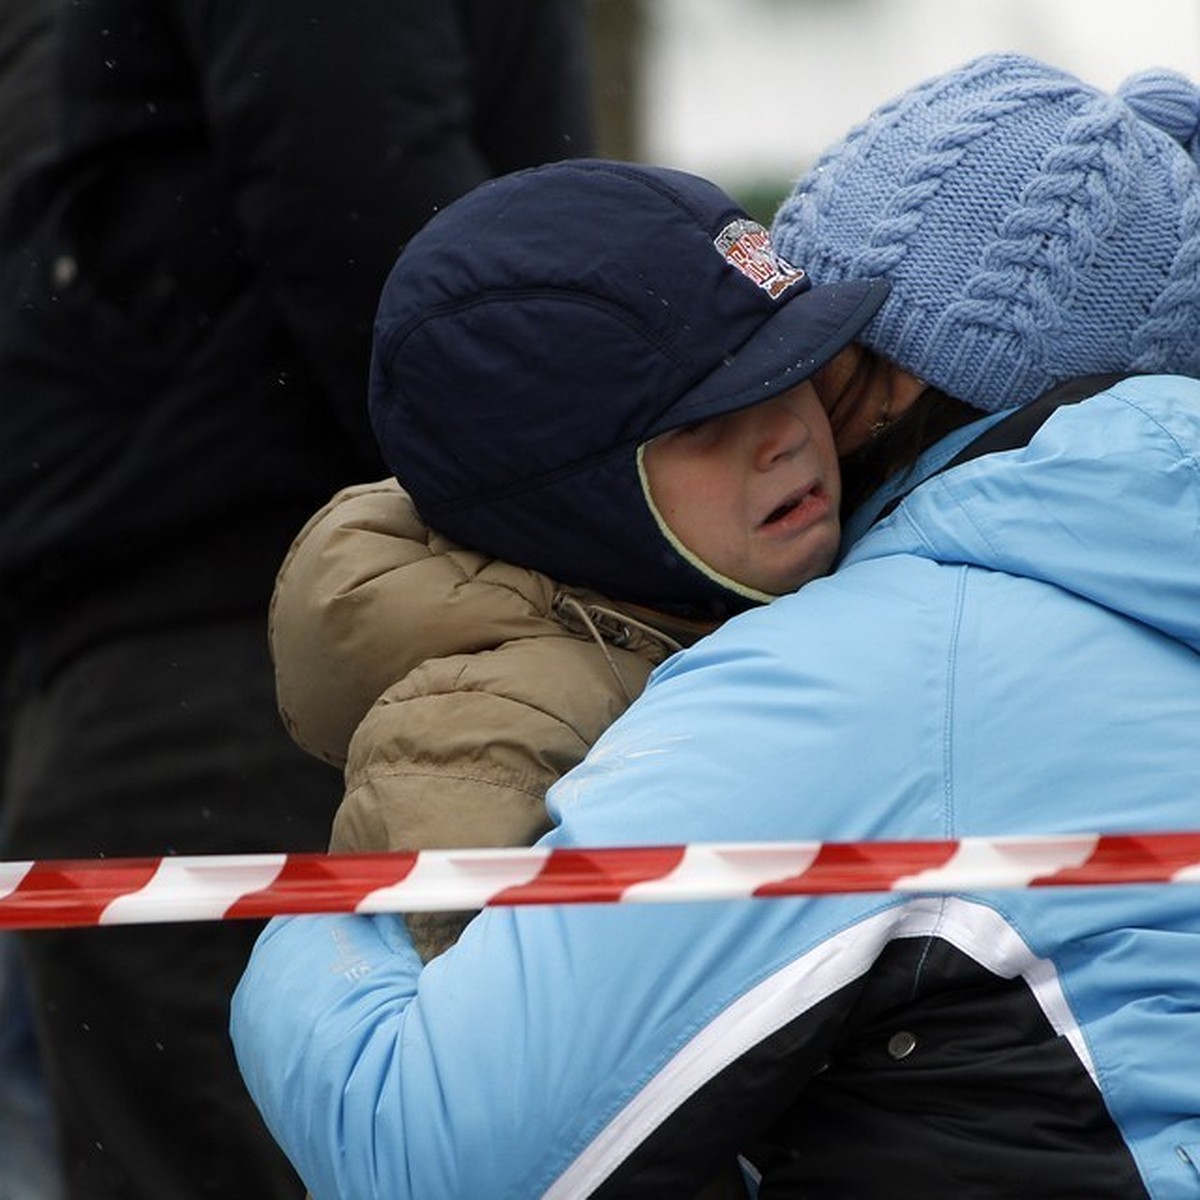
(236, 56, 1200, 1199)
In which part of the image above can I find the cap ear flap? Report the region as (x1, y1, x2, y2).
(636, 443, 776, 605)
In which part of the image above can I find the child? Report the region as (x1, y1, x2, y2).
(270, 159, 887, 959)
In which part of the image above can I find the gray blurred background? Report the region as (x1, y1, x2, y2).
(590, 0, 1200, 220)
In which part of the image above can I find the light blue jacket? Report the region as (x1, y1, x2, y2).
(232, 374, 1200, 1198)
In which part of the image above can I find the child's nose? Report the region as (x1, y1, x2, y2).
(750, 397, 809, 469)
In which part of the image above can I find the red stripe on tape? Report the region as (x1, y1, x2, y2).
(1031, 832, 1200, 887)
(9, 859, 161, 929)
(753, 838, 958, 897)
(491, 845, 686, 906)
(225, 852, 421, 919)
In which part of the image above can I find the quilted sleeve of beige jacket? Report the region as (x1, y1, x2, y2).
(271, 478, 676, 856)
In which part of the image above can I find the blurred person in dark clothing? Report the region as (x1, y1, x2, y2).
(0, 0, 57, 199)
(0, 3, 64, 1199)
(0, 3, 592, 1198)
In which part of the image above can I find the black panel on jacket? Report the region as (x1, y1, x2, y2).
(593, 936, 1146, 1199)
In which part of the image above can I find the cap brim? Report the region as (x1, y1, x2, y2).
(646, 278, 890, 438)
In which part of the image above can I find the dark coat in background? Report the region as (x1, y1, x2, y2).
(0, 4, 592, 1198)
(0, 7, 66, 1200)
(0, 0, 593, 672)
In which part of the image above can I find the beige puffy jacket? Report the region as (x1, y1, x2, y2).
(273, 481, 751, 1195)
(270, 479, 711, 956)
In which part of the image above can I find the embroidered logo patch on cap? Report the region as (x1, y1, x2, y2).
(714, 218, 808, 299)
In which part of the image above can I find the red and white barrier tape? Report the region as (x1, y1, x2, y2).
(2, 832, 1199, 930)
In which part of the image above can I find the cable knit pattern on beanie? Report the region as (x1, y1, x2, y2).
(1130, 149, 1200, 373)
(1119, 70, 1200, 372)
(775, 59, 1009, 283)
(771, 53, 1200, 412)
(923, 85, 1132, 409)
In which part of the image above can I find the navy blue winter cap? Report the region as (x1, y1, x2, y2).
(369, 158, 888, 615)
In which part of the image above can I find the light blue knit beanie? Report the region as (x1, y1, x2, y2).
(771, 53, 1200, 411)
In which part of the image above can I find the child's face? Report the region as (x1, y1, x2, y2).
(641, 382, 842, 597)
